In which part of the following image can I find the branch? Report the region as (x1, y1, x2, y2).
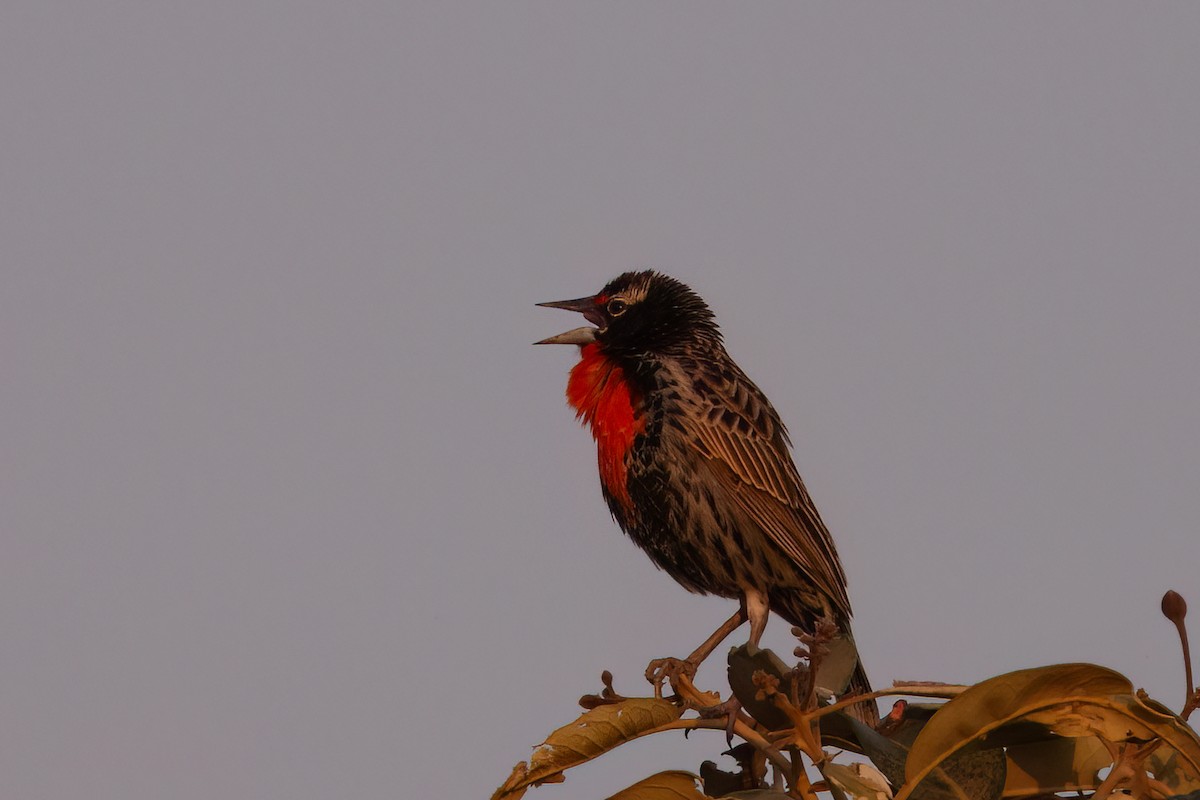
(644, 717, 793, 777)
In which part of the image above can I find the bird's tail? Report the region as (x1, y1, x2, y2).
(843, 658, 879, 727)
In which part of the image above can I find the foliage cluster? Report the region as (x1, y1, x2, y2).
(494, 591, 1200, 800)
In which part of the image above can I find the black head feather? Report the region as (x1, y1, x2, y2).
(594, 270, 721, 355)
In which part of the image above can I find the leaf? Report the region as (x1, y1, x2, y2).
(1130, 692, 1200, 794)
(824, 762, 894, 799)
(900, 663, 1200, 799)
(899, 663, 1128, 795)
(841, 712, 1005, 800)
(915, 745, 1005, 800)
(847, 714, 909, 787)
(606, 770, 711, 800)
(699, 761, 748, 798)
(880, 704, 944, 749)
(726, 642, 863, 734)
(492, 698, 683, 800)
(1002, 735, 1112, 795)
(726, 644, 797, 731)
(819, 709, 867, 754)
(698, 743, 766, 797)
(1151, 749, 1200, 795)
(815, 634, 860, 696)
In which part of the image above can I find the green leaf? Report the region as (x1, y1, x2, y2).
(814, 633, 860, 696)
(726, 644, 795, 731)
(492, 698, 683, 800)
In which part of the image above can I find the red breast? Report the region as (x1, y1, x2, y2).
(566, 343, 645, 512)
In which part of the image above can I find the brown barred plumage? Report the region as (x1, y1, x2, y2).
(538, 270, 875, 724)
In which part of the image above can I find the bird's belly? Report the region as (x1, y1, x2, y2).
(620, 464, 776, 598)
(623, 502, 832, 630)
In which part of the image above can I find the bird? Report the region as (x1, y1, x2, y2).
(536, 270, 876, 724)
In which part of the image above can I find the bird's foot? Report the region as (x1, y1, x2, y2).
(696, 695, 746, 745)
(644, 656, 697, 699)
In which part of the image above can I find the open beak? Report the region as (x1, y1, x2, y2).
(534, 326, 597, 346)
(535, 295, 603, 345)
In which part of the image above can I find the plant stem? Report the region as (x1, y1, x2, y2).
(648, 718, 793, 777)
(805, 683, 969, 722)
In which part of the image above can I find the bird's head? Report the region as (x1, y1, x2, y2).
(536, 270, 720, 356)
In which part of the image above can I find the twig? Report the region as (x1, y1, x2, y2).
(646, 717, 794, 776)
(805, 682, 969, 722)
(1162, 590, 1195, 719)
(788, 763, 819, 800)
(1091, 738, 1164, 800)
(670, 673, 794, 776)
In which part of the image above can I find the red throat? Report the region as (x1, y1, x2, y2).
(566, 343, 645, 512)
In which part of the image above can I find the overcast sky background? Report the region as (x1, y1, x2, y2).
(3, 3, 1199, 799)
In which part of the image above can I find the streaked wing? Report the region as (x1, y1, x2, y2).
(686, 366, 852, 616)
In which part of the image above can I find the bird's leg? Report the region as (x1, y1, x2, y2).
(743, 586, 770, 647)
(698, 588, 771, 741)
(688, 605, 750, 665)
(645, 606, 748, 697)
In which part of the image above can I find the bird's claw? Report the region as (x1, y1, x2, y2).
(696, 696, 745, 745)
(644, 657, 697, 699)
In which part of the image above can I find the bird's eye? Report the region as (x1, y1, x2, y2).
(607, 298, 628, 316)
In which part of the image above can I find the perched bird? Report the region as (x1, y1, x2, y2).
(537, 270, 875, 722)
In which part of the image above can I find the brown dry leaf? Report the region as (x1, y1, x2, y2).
(900, 663, 1200, 799)
(899, 663, 1127, 796)
(1149, 748, 1200, 795)
(1125, 692, 1200, 793)
(606, 770, 710, 799)
(492, 698, 683, 800)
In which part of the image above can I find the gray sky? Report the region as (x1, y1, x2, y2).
(3, 3, 1199, 798)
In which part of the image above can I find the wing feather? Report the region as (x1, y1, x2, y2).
(685, 366, 852, 616)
